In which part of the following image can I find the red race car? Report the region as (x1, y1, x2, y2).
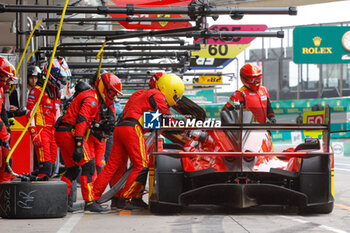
(148, 100, 334, 215)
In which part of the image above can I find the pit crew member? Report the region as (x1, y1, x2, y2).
(223, 64, 276, 124)
(55, 72, 123, 213)
(93, 73, 184, 210)
(26, 58, 70, 178)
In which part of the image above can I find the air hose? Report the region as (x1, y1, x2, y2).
(84, 40, 108, 142)
(9, 20, 43, 96)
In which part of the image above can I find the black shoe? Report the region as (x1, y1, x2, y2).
(68, 202, 84, 213)
(84, 201, 110, 213)
(122, 199, 147, 211)
(111, 198, 126, 210)
(131, 198, 148, 209)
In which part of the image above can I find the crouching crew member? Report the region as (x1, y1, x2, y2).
(87, 75, 118, 176)
(55, 72, 123, 213)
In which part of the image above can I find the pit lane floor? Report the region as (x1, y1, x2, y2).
(1, 155, 350, 233)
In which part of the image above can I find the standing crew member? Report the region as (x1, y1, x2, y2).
(93, 73, 184, 210)
(223, 64, 276, 124)
(0, 57, 16, 183)
(55, 72, 123, 213)
(27, 66, 40, 94)
(26, 58, 70, 178)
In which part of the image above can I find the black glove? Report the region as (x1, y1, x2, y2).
(268, 116, 276, 124)
(72, 136, 84, 162)
(7, 106, 27, 118)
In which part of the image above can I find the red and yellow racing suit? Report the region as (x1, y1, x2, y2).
(55, 89, 100, 202)
(26, 84, 60, 177)
(93, 88, 170, 200)
(0, 88, 11, 183)
(223, 86, 275, 123)
(87, 105, 116, 175)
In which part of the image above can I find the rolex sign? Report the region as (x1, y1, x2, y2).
(293, 26, 350, 64)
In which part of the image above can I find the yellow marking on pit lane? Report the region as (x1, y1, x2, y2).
(335, 203, 350, 211)
(119, 210, 131, 216)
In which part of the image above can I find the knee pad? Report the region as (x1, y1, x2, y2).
(39, 161, 52, 176)
(135, 167, 149, 185)
(65, 165, 81, 181)
(96, 165, 102, 175)
(81, 159, 95, 177)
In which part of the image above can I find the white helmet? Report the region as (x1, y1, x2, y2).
(28, 66, 41, 77)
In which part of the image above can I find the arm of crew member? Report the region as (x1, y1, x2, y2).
(75, 96, 99, 137)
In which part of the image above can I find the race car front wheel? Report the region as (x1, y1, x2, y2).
(149, 154, 183, 214)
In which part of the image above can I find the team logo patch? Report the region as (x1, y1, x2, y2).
(47, 99, 51, 104)
(92, 101, 96, 107)
(144, 110, 161, 129)
(259, 90, 264, 95)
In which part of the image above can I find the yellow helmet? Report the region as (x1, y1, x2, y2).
(156, 73, 184, 106)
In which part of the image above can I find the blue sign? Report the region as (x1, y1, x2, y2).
(143, 110, 161, 129)
(189, 58, 234, 70)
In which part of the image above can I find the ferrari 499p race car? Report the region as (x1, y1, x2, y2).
(147, 101, 334, 215)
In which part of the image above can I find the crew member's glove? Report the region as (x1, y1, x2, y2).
(268, 116, 276, 124)
(7, 106, 27, 118)
(29, 127, 42, 148)
(72, 136, 84, 162)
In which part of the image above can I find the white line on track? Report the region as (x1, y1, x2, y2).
(56, 213, 83, 233)
(279, 216, 348, 233)
(335, 167, 350, 172)
(335, 163, 350, 167)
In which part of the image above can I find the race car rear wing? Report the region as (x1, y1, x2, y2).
(154, 104, 331, 157)
(152, 151, 332, 159)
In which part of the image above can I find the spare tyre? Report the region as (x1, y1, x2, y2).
(0, 181, 67, 218)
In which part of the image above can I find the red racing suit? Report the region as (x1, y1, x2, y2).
(0, 88, 11, 183)
(93, 88, 170, 200)
(87, 104, 116, 175)
(223, 86, 275, 123)
(87, 135, 106, 175)
(26, 84, 60, 177)
(55, 89, 100, 202)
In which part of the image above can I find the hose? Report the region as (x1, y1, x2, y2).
(84, 40, 107, 143)
(27, 49, 39, 62)
(6, 0, 70, 180)
(96, 40, 107, 78)
(9, 20, 43, 96)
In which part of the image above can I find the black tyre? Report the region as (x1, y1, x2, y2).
(0, 181, 67, 218)
(150, 154, 183, 214)
(299, 153, 333, 214)
(149, 200, 182, 215)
